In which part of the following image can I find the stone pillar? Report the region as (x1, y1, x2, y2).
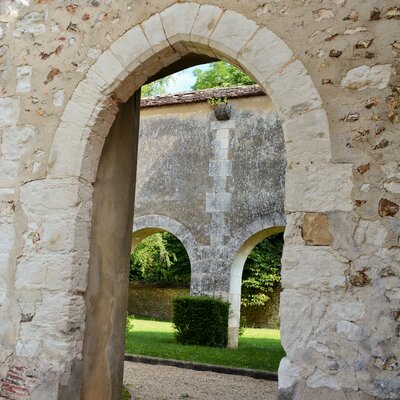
(77, 92, 140, 400)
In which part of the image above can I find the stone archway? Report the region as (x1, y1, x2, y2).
(227, 213, 285, 348)
(34, 3, 353, 399)
(131, 214, 197, 267)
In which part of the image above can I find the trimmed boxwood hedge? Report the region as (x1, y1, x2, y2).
(172, 296, 229, 347)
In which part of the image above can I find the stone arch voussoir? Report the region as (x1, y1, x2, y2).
(41, 2, 355, 395)
(47, 3, 352, 215)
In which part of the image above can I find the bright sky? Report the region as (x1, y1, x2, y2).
(165, 63, 212, 94)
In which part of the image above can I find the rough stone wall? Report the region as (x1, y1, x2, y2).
(134, 93, 285, 341)
(0, 1, 398, 399)
(135, 93, 285, 288)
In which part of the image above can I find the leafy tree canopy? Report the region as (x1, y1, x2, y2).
(241, 233, 283, 307)
(130, 232, 191, 284)
(191, 62, 255, 90)
(130, 231, 283, 308)
(141, 76, 172, 98)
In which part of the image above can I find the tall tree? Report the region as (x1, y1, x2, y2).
(241, 233, 283, 307)
(191, 62, 255, 90)
(130, 232, 191, 284)
(141, 76, 172, 97)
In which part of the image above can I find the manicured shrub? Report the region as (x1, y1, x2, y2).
(172, 296, 229, 347)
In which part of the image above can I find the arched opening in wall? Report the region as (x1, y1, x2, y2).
(128, 229, 191, 317)
(52, 5, 338, 398)
(241, 232, 284, 331)
(83, 57, 286, 398)
(125, 229, 191, 361)
(229, 227, 285, 350)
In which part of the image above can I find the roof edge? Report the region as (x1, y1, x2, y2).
(140, 85, 265, 108)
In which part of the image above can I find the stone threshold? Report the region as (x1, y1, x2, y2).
(124, 354, 278, 381)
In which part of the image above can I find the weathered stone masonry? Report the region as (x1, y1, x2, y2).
(133, 88, 285, 344)
(0, 1, 399, 399)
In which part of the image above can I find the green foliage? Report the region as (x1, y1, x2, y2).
(192, 62, 255, 90)
(173, 296, 229, 347)
(126, 315, 135, 335)
(239, 316, 246, 337)
(241, 233, 283, 307)
(121, 386, 131, 400)
(130, 232, 190, 284)
(208, 97, 228, 106)
(141, 76, 172, 98)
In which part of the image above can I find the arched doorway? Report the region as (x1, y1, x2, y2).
(129, 224, 192, 324)
(46, 3, 352, 399)
(228, 216, 285, 348)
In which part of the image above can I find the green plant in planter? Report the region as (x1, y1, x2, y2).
(208, 96, 228, 106)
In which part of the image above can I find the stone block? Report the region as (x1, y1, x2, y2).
(238, 27, 293, 84)
(160, 3, 200, 44)
(0, 96, 19, 128)
(53, 89, 64, 107)
(341, 65, 393, 90)
(20, 178, 91, 215)
(191, 4, 222, 45)
(302, 213, 333, 246)
(282, 108, 332, 162)
(329, 302, 366, 321)
(0, 255, 9, 304)
(267, 60, 323, 120)
(285, 162, 353, 212)
(15, 255, 48, 290)
(47, 123, 86, 179)
(13, 12, 46, 37)
(16, 66, 32, 93)
(307, 369, 341, 391)
(212, 129, 230, 149)
(141, 14, 168, 54)
(281, 245, 348, 290)
(65, 80, 105, 123)
(0, 218, 15, 254)
(211, 120, 235, 130)
(210, 10, 258, 59)
(209, 160, 232, 177)
(279, 289, 329, 357)
(206, 192, 232, 212)
(2, 124, 37, 160)
(110, 25, 153, 72)
(354, 220, 387, 247)
(0, 160, 19, 181)
(278, 357, 301, 390)
(336, 320, 361, 341)
(88, 50, 126, 90)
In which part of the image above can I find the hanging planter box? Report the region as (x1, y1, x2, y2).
(208, 97, 232, 121)
(213, 103, 232, 120)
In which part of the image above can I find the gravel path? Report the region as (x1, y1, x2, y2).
(123, 362, 278, 400)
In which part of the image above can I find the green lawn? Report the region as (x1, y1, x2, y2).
(125, 317, 285, 372)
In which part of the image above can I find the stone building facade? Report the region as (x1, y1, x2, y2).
(0, 1, 399, 399)
(132, 86, 285, 341)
